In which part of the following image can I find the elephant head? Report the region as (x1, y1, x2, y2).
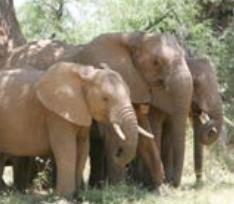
(36, 62, 152, 167)
(125, 32, 187, 90)
(187, 57, 223, 145)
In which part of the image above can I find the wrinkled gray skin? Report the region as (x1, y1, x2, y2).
(75, 32, 193, 187)
(188, 57, 223, 182)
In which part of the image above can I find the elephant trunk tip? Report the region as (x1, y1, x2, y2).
(199, 112, 222, 145)
(200, 125, 219, 145)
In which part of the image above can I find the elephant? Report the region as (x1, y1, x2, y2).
(1, 39, 81, 70)
(0, 61, 146, 197)
(89, 104, 165, 188)
(0, 39, 83, 190)
(133, 56, 223, 185)
(74, 32, 193, 187)
(187, 57, 223, 182)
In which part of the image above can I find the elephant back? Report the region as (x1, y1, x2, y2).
(75, 33, 151, 104)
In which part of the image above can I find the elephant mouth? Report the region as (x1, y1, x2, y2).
(113, 147, 126, 167)
(111, 123, 154, 167)
(198, 112, 218, 145)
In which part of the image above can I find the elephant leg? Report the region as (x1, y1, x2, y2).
(13, 157, 37, 191)
(135, 105, 164, 187)
(194, 134, 203, 183)
(50, 134, 77, 196)
(170, 116, 187, 187)
(0, 154, 8, 190)
(49, 156, 57, 188)
(48, 115, 77, 197)
(148, 107, 166, 155)
(75, 128, 90, 191)
(161, 121, 174, 183)
(137, 136, 164, 187)
(89, 122, 106, 187)
(192, 115, 204, 183)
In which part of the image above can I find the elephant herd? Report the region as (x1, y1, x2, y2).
(0, 32, 223, 199)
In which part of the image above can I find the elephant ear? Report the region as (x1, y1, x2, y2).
(117, 32, 150, 103)
(36, 62, 95, 127)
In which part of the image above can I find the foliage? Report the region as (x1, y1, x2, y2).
(220, 23, 234, 141)
(17, 0, 82, 42)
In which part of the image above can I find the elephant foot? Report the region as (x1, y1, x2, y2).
(194, 178, 204, 189)
(162, 178, 180, 189)
(171, 181, 180, 188)
(155, 183, 171, 196)
(163, 176, 174, 187)
(0, 180, 8, 191)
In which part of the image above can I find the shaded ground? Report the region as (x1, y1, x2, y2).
(0, 131, 234, 204)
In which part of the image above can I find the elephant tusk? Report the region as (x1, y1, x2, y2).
(138, 126, 154, 139)
(199, 112, 210, 125)
(211, 127, 218, 133)
(199, 113, 218, 133)
(113, 123, 126, 141)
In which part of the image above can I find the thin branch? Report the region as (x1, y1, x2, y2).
(143, 7, 174, 31)
(224, 117, 234, 128)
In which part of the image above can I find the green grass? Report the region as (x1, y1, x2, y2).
(1, 180, 234, 204)
(1, 131, 234, 204)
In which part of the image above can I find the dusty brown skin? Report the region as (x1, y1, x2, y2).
(0, 33, 191, 189)
(188, 57, 223, 182)
(0, 35, 223, 190)
(0, 39, 81, 190)
(1, 39, 81, 70)
(132, 57, 223, 185)
(0, 62, 139, 197)
(77, 32, 193, 187)
(147, 57, 223, 185)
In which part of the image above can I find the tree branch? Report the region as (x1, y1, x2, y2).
(142, 7, 174, 31)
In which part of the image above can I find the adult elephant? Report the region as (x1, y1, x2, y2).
(187, 57, 223, 182)
(75, 32, 193, 187)
(0, 62, 143, 197)
(148, 56, 223, 185)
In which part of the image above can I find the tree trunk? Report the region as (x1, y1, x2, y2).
(0, 0, 26, 58)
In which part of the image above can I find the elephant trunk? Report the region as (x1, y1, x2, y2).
(111, 105, 138, 167)
(199, 108, 223, 145)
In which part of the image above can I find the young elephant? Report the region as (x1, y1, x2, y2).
(0, 62, 146, 197)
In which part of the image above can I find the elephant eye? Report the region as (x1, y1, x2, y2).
(153, 59, 160, 66)
(193, 80, 199, 87)
(102, 96, 109, 102)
